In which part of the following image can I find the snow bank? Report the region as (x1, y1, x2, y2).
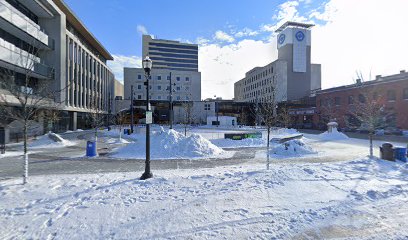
(30, 133, 75, 148)
(270, 139, 316, 157)
(111, 128, 228, 159)
(211, 138, 266, 148)
(317, 128, 349, 141)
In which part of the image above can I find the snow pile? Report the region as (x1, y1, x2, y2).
(211, 138, 266, 148)
(30, 132, 75, 148)
(318, 128, 349, 141)
(111, 128, 227, 159)
(107, 138, 130, 144)
(271, 128, 299, 136)
(270, 139, 316, 157)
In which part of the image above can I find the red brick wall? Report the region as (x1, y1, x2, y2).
(316, 79, 408, 129)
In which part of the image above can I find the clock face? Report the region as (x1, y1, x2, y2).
(278, 34, 286, 44)
(295, 31, 305, 41)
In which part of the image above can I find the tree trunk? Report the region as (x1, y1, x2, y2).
(369, 132, 373, 159)
(23, 120, 28, 184)
(119, 125, 122, 141)
(267, 127, 270, 170)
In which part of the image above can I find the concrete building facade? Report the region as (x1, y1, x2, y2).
(125, 35, 201, 102)
(0, 0, 115, 132)
(234, 22, 321, 103)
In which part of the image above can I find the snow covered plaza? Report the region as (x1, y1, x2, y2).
(1, 126, 408, 239)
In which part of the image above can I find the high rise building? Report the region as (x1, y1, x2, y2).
(0, 0, 115, 132)
(234, 21, 321, 103)
(142, 35, 198, 72)
(124, 35, 201, 101)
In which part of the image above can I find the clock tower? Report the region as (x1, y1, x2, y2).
(275, 22, 316, 100)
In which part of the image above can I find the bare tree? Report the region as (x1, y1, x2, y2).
(86, 96, 106, 144)
(319, 97, 339, 125)
(181, 99, 195, 136)
(0, 43, 56, 184)
(43, 108, 61, 133)
(113, 100, 128, 141)
(259, 90, 278, 153)
(348, 72, 387, 158)
(278, 104, 292, 128)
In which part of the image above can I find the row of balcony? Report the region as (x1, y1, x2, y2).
(0, 39, 53, 78)
(0, 0, 50, 46)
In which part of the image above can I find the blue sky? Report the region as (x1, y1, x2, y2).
(64, 0, 408, 99)
(64, 0, 323, 55)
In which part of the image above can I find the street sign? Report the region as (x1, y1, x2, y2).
(146, 111, 153, 124)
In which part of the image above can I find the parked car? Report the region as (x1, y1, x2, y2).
(384, 127, 403, 136)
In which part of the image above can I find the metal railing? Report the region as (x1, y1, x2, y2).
(0, 0, 49, 45)
(0, 43, 53, 78)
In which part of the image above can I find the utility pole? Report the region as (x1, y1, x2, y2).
(130, 85, 134, 133)
(169, 72, 174, 129)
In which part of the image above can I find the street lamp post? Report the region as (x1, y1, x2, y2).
(214, 95, 219, 127)
(130, 85, 134, 133)
(141, 56, 153, 180)
(169, 72, 176, 129)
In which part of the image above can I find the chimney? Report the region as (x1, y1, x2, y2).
(376, 75, 382, 80)
(400, 70, 406, 74)
(356, 78, 362, 84)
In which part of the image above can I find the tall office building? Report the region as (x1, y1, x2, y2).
(124, 35, 201, 101)
(234, 22, 321, 103)
(0, 0, 116, 132)
(142, 35, 198, 72)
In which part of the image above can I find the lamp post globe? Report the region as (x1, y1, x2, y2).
(141, 56, 153, 180)
(143, 56, 152, 74)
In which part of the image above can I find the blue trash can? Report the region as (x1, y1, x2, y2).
(124, 129, 128, 135)
(394, 147, 407, 162)
(86, 141, 97, 157)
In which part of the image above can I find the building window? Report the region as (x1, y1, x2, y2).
(387, 90, 396, 101)
(403, 88, 408, 100)
(204, 104, 211, 110)
(335, 97, 341, 106)
(176, 86, 181, 91)
(158, 96, 162, 100)
(186, 96, 189, 100)
(348, 95, 354, 105)
(185, 77, 190, 81)
(157, 76, 161, 80)
(358, 94, 366, 103)
(185, 86, 189, 90)
(176, 77, 180, 81)
(176, 96, 180, 100)
(167, 75, 171, 80)
(137, 95, 142, 99)
(138, 85, 141, 90)
(138, 75, 142, 79)
(157, 86, 161, 90)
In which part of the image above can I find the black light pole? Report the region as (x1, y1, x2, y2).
(130, 85, 134, 133)
(141, 56, 153, 180)
(169, 72, 174, 129)
(214, 95, 219, 126)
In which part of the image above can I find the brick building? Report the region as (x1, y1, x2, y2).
(315, 71, 408, 130)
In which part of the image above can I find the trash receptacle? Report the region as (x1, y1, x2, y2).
(124, 129, 128, 135)
(380, 142, 394, 161)
(86, 141, 97, 157)
(394, 147, 407, 162)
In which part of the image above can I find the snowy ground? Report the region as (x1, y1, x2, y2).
(1, 126, 408, 239)
(1, 157, 407, 239)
